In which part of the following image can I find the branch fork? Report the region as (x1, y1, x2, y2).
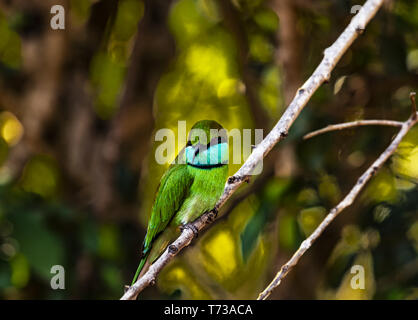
(258, 94, 418, 300)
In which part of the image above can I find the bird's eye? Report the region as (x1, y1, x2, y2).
(186, 141, 192, 147)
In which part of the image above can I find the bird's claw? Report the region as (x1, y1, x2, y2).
(228, 175, 250, 184)
(207, 208, 218, 222)
(180, 223, 199, 238)
(228, 176, 238, 184)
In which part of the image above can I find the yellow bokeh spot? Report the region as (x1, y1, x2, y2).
(217, 78, 239, 98)
(407, 221, 418, 252)
(298, 206, 326, 237)
(392, 127, 418, 180)
(186, 44, 229, 85)
(168, 266, 187, 280)
(259, 66, 282, 116)
(0, 112, 23, 146)
(169, 0, 213, 45)
(396, 145, 418, 177)
(20, 155, 58, 198)
(11, 254, 30, 288)
(319, 174, 341, 205)
(98, 224, 120, 260)
(161, 264, 211, 299)
(249, 33, 273, 63)
(406, 48, 418, 72)
(364, 168, 398, 204)
(297, 188, 319, 205)
(278, 214, 297, 250)
(327, 225, 362, 266)
(202, 229, 237, 281)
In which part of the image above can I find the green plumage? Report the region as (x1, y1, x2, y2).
(132, 120, 229, 285)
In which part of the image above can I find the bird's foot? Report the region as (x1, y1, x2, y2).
(228, 175, 250, 184)
(124, 285, 131, 292)
(180, 223, 199, 238)
(207, 208, 218, 223)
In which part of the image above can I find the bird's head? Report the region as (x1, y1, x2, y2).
(185, 120, 229, 167)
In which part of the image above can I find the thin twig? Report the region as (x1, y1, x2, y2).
(121, 0, 385, 300)
(258, 109, 418, 300)
(303, 120, 403, 140)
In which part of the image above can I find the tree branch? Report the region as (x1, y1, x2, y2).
(303, 119, 403, 140)
(121, 0, 385, 300)
(258, 105, 418, 300)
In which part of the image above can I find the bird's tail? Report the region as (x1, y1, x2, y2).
(131, 250, 150, 286)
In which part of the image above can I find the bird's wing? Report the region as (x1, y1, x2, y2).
(142, 162, 193, 252)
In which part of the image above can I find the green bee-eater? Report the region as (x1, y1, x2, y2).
(131, 120, 229, 285)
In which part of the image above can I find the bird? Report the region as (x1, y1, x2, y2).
(131, 120, 229, 286)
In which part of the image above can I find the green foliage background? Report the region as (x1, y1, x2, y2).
(0, 0, 417, 299)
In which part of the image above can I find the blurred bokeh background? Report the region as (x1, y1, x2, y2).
(0, 0, 417, 299)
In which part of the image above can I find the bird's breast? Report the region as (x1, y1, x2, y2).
(175, 164, 228, 225)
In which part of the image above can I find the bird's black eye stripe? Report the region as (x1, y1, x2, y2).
(194, 143, 206, 156)
(207, 136, 227, 148)
(188, 136, 226, 155)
